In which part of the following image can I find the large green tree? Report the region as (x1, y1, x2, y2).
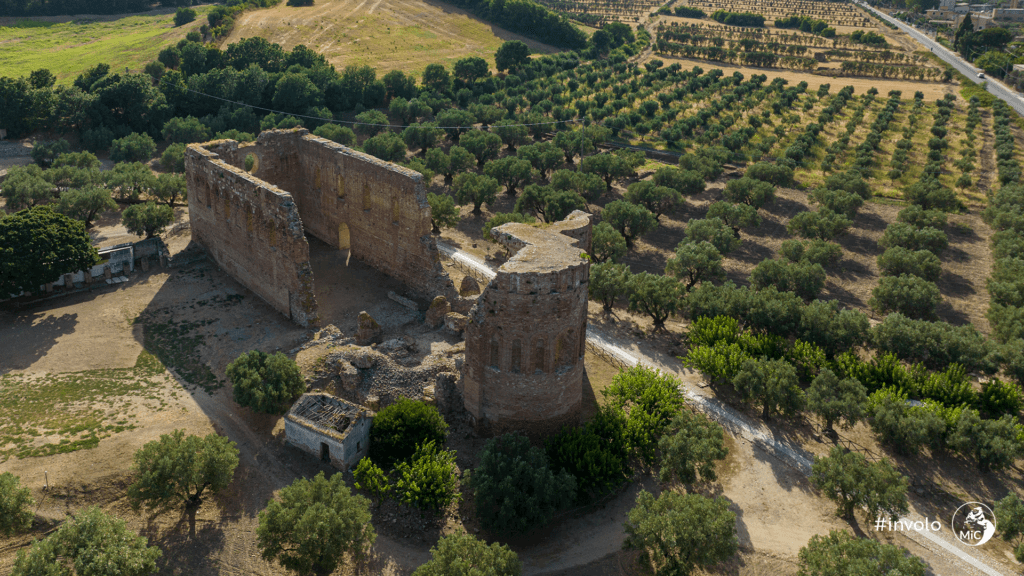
(127, 430, 239, 534)
(624, 490, 738, 576)
(258, 471, 376, 576)
(810, 446, 909, 522)
(11, 507, 161, 576)
(122, 201, 174, 239)
(658, 409, 729, 485)
(797, 530, 926, 576)
(733, 358, 804, 421)
(413, 531, 521, 576)
(0, 206, 99, 296)
(469, 433, 576, 535)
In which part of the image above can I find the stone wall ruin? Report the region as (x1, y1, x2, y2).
(185, 129, 455, 327)
(460, 211, 593, 438)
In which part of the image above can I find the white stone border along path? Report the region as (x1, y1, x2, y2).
(438, 242, 1011, 576)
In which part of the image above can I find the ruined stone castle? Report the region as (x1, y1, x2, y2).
(185, 129, 591, 438)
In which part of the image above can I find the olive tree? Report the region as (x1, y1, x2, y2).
(732, 358, 804, 421)
(658, 409, 729, 485)
(11, 507, 161, 576)
(602, 200, 657, 248)
(468, 433, 575, 535)
(624, 490, 738, 576)
(810, 446, 909, 522)
(413, 531, 521, 576)
(127, 430, 239, 535)
(589, 262, 631, 311)
(806, 369, 867, 437)
(226, 350, 306, 414)
(798, 531, 925, 576)
(258, 472, 376, 575)
(665, 239, 724, 290)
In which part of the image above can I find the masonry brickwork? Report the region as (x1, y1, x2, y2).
(185, 129, 456, 327)
(460, 211, 593, 439)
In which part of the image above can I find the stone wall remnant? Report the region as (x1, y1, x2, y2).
(185, 129, 457, 328)
(460, 211, 593, 439)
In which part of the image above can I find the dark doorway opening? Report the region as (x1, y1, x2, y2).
(320, 442, 330, 463)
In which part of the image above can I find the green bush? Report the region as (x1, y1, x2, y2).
(257, 472, 375, 575)
(362, 131, 407, 163)
(722, 176, 776, 208)
(685, 217, 740, 255)
(121, 202, 174, 239)
(393, 441, 460, 512)
(353, 457, 390, 506)
(226, 350, 305, 414)
(686, 315, 739, 349)
(545, 407, 629, 500)
(604, 365, 686, 466)
(869, 274, 941, 319)
(0, 473, 34, 535)
(11, 507, 161, 576)
(903, 177, 963, 212)
(469, 433, 575, 535)
(876, 247, 942, 281)
(867, 388, 946, 454)
(160, 142, 187, 172)
(949, 409, 1021, 472)
(749, 258, 826, 301)
(110, 133, 157, 163)
(591, 221, 627, 263)
(174, 7, 197, 26)
(806, 368, 867, 434)
(780, 239, 842, 267)
(706, 201, 760, 237)
(312, 123, 356, 146)
(162, 116, 210, 143)
(369, 398, 448, 468)
(898, 205, 947, 229)
(798, 531, 926, 576)
(979, 378, 1023, 417)
(810, 188, 863, 218)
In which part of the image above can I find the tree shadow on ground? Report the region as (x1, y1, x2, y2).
(0, 309, 78, 374)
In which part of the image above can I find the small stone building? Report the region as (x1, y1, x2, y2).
(284, 393, 374, 470)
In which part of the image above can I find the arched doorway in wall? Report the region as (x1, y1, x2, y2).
(338, 223, 351, 265)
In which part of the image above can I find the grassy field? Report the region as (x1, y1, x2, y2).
(221, 0, 559, 77)
(0, 9, 208, 83)
(0, 351, 170, 461)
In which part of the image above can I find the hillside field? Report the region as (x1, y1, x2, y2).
(0, 8, 209, 83)
(220, 0, 559, 76)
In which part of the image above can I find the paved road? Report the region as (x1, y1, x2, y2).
(438, 241, 1012, 576)
(855, 0, 1024, 116)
